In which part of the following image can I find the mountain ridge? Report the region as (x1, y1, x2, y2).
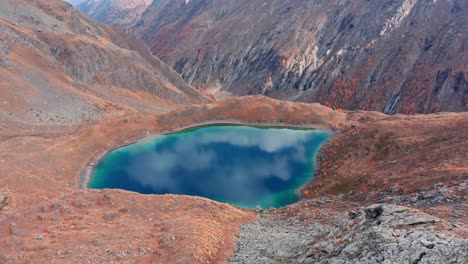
(79, 0, 467, 114)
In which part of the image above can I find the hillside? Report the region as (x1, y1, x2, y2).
(0, 0, 209, 128)
(82, 0, 468, 114)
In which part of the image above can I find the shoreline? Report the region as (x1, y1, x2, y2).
(79, 119, 337, 190)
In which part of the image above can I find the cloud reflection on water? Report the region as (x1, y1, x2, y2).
(119, 127, 328, 206)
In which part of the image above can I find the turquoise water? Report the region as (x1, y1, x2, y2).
(90, 125, 331, 209)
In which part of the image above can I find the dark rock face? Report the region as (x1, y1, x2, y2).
(122, 0, 467, 114)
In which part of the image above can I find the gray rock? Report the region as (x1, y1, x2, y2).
(409, 250, 426, 264)
(419, 239, 435, 249)
(364, 204, 384, 219)
(139, 247, 147, 255)
(348, 210, 360, 220)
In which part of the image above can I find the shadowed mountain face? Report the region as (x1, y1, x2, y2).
(81, 0, 467, 114)
(0, 0, 209, 126)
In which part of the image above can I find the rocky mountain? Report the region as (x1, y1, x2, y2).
(0, 0, 209, 126)
(96, 0, 467, 114)
(77, 0, 152, 26)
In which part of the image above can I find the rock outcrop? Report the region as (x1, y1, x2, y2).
(86, 0, 468, 114)
(232, 203, 467, 264)
(299, 204, 467, 264)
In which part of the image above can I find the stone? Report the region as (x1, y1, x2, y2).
(126, 249, 136, 256)
(139, 247, 147, 255)
(0, 193, 8, 210)
(364, 204, 384, 219)
(348, 210, 360, 220)
(9, 223, 18, 236)
(419, 239, 435, 249)
(409, 250, 426, 264)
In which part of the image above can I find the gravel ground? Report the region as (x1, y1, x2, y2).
(230, 212, 333, 263)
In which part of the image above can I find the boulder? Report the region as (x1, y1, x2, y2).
(364, 204, 384, 219)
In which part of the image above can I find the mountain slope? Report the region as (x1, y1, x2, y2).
(126, 0, 467, 114)
(77, 0, 152, 26)
(0, 0, 209, 126)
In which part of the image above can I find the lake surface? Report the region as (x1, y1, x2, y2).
(90, 125, 331, 209)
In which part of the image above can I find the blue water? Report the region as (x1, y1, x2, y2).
(90, 125, 331, 209)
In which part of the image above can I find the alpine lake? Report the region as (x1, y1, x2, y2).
(89, 125, 331, 209)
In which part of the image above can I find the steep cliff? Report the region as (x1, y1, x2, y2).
(126, 0, 467, 114)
